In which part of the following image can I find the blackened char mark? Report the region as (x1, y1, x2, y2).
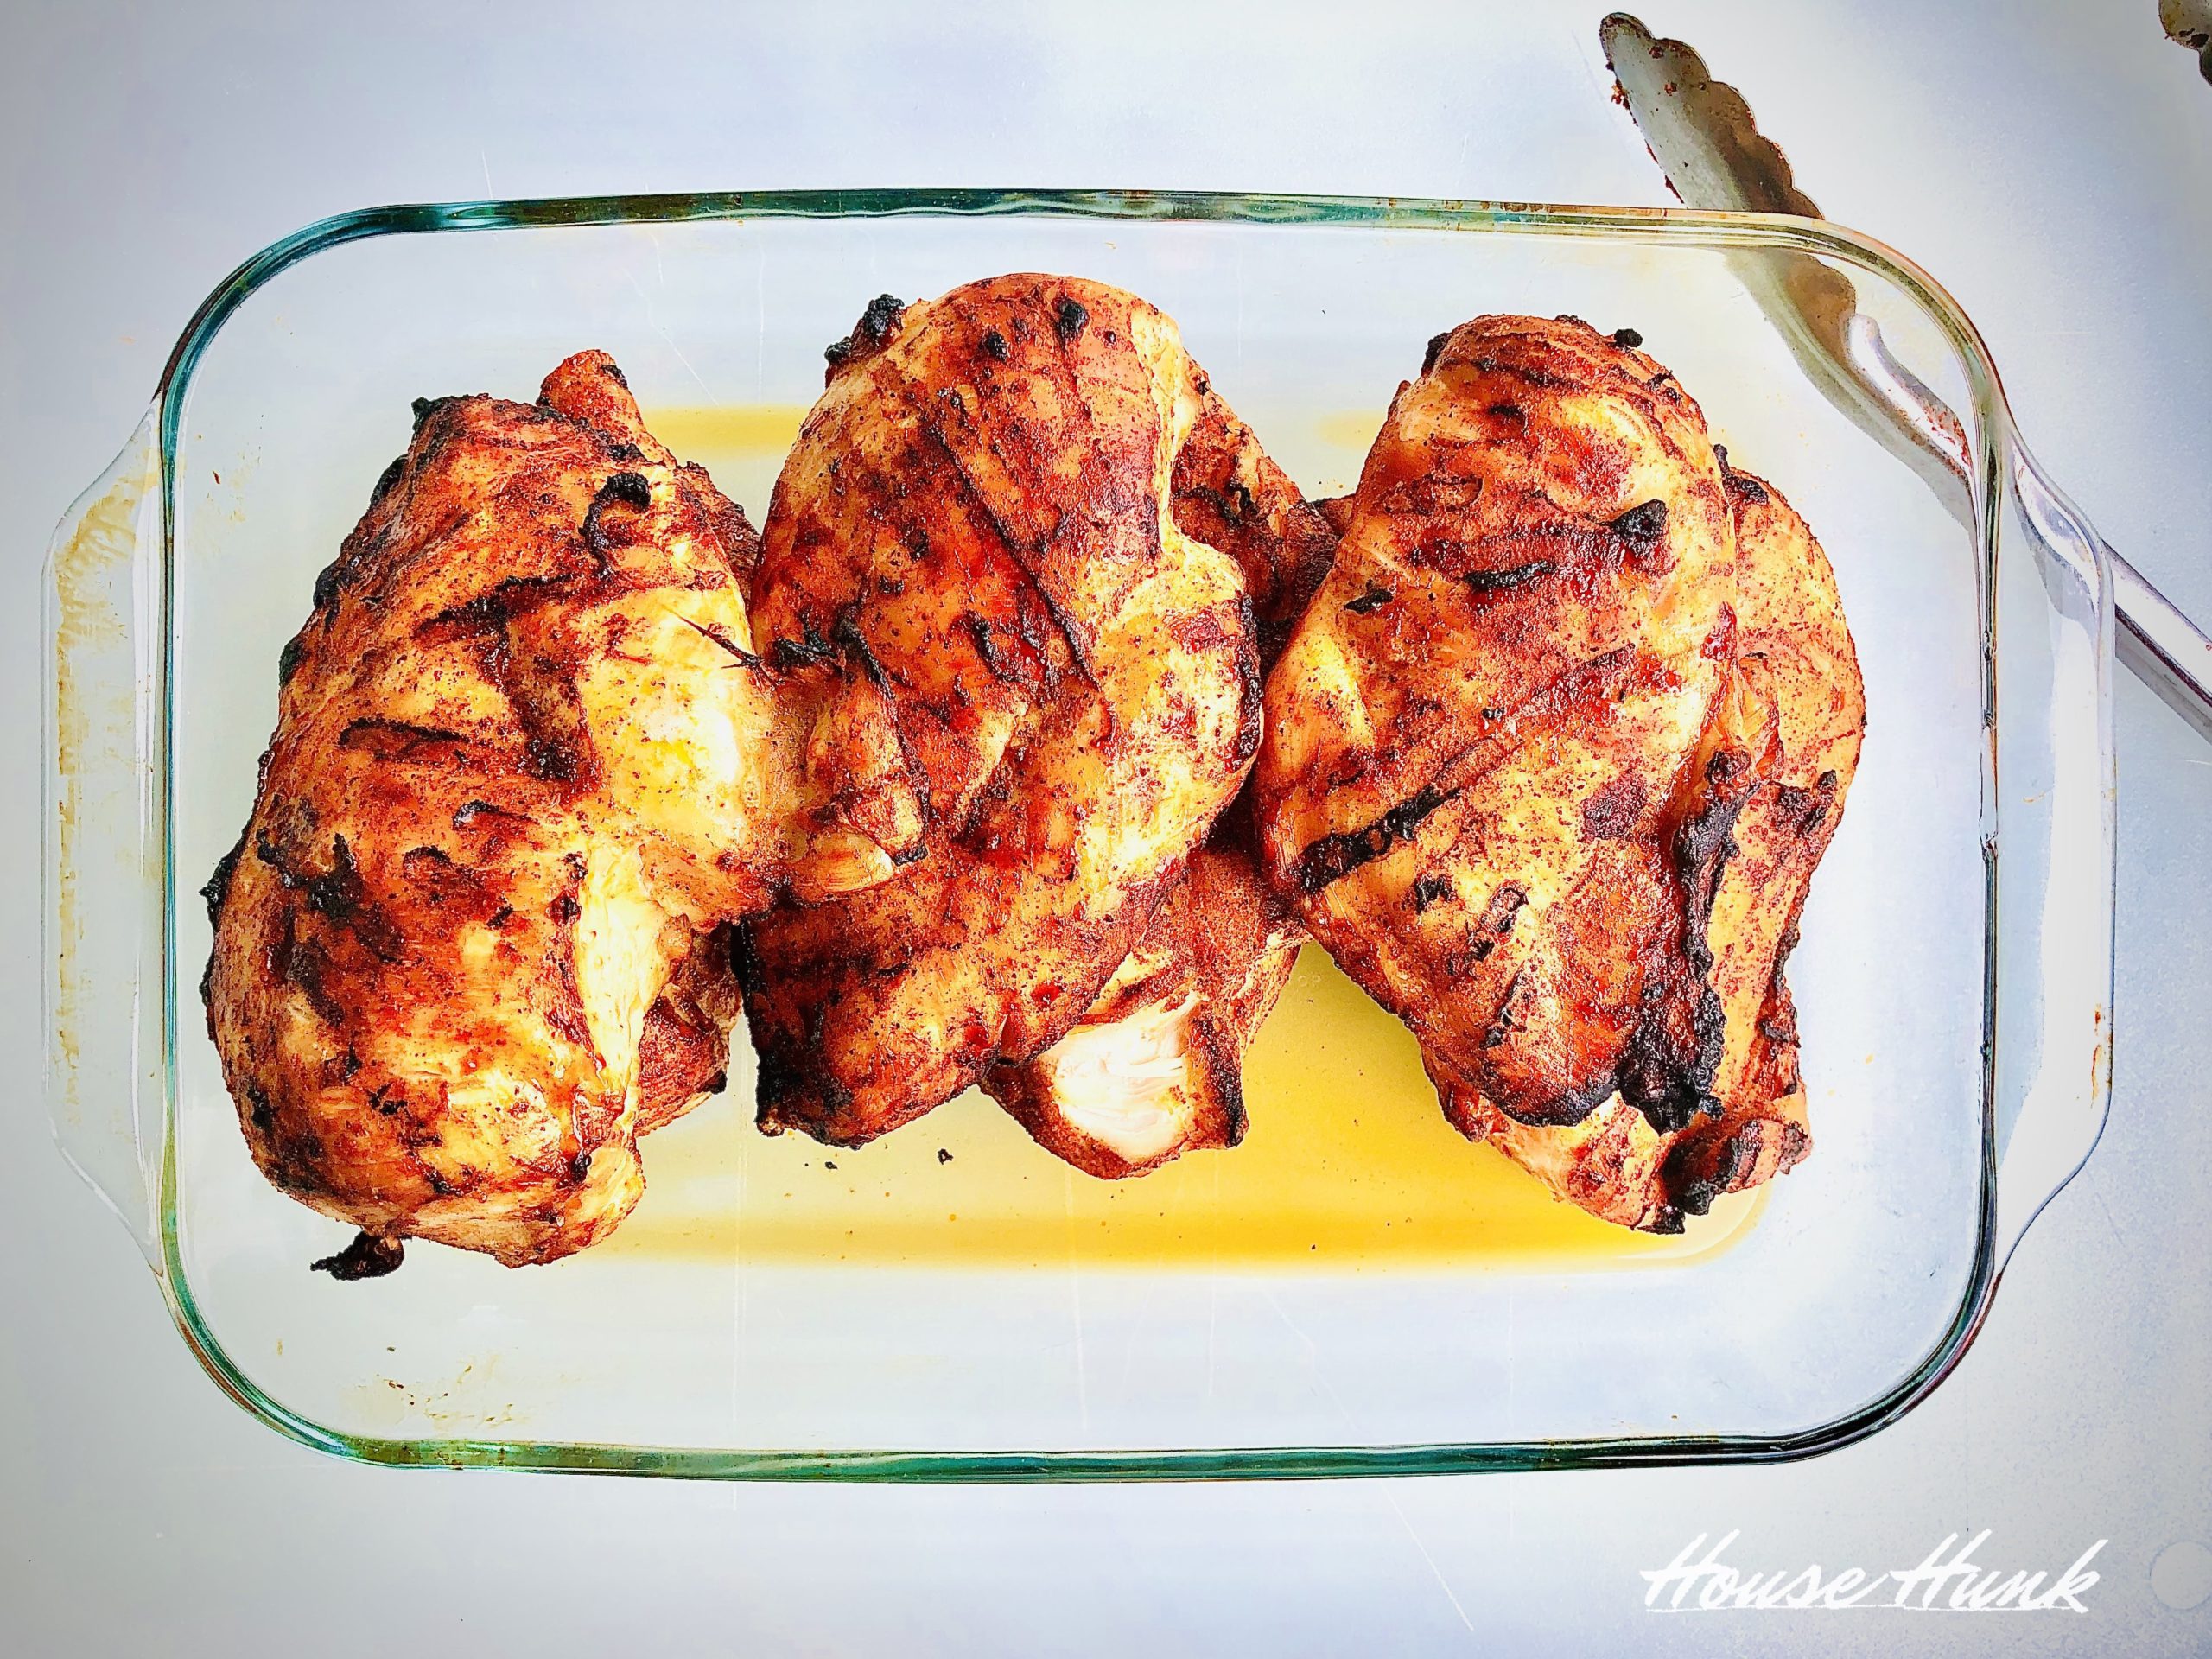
(200, 830, 249, 930)
(889, 378, 1098, 683)
(1230, 594, 1264, 767)
(1477, 884, 1527, 936)
(369, 454, 407, 508)
(526, 730, 589, 787)
(244, 1081, 276, 1135)
(1195, 1019, 1249, 1147)
(1772, 771, 1838, 839)
(1294, 782, 1452, 892)
(198, 827, 252, 1009)
(284, 937, 351, 1027)
(581, 470, 653, 569)
(823, 293, 907, 379)
(1676, 749, 1754, 981)
(770, 619, 838, 671)
(311, 1230, 405, 1281)
(1463, 558, 1556, 595)
(966, 613, 1018, 682)
(304, 836, 406, 963)
(728, 922, 766, 998)
(1616, 992, 1725, 1137)
(1408, 872, 1452, 913)
(417, 573, 576, 643)
(1344, 584, 1393, 614)
(1052, 296, 1089, 343)
(1611, 327, 1643, 348)
(1421, 330, 1452, 375)
(1609, 499, 1669, 546)
(1673, 1174, 1723, 1218)
(1716, 449, 1773, 505)
(1618, 749, 1758, 1135)
(276, 633, 307, 687)
(679, 614, 762, 669)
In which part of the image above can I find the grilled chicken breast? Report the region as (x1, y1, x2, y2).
(739, 276, 1274, 1148)
(980, 402, 1332, 1177)
(202, 353, 900, 1268)
(1442, 461, 1862, 1227)
(1255, 315, 1860, 1230)
(986, 833, 1305, 1178)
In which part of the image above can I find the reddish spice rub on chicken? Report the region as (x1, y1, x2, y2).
(740, 276, 1329, 1158)
(1255, 315, 1862, 1230)
(203, 353, 906, 1268)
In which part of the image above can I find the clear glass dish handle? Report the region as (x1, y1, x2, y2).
(42, 410, 168, 1268)
(1992, 440, 2119, 1268)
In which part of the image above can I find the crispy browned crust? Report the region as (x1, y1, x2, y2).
(635, 925, 742, 1135)
(1256, 316, 1862, 1231)
(1256, 315, 1743, 1138)
(985, 830, 1306, 1179)
(982, 405, 1334, 1179)
(1436, 464, 1861, 1229)
(202, 353, 870, 1267)
(739, 276, 1295, 1147)
(1171, 397, 1338, 667)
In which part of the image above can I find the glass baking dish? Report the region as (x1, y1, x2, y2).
(41, 189, 2113, 1479)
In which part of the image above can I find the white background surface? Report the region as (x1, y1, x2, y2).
(5, 2, 2210, 1652)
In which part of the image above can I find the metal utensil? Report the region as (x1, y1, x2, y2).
(1600, 11, 2212, 739)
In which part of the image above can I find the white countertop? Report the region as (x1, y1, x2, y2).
(5, 2, 2209, 1652)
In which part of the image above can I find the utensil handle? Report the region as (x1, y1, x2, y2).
(44, 411, 168, 1268)
(2108, 550, 2212, 741)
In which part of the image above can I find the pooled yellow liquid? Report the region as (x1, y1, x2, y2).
(617, 404, 1764, 1274)
(611, 950, 1764, 1273)
(645, 404, 812, 461)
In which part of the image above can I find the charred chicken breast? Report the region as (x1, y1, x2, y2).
(979, 404, 1333, 1177)
(740, 276, 1280, 1148)
(1443, 461, 1863, 1227)
(1255, 315, 1860, 1230)
(203, 353, 900, 1268)
(986, 832, 1305, 1178)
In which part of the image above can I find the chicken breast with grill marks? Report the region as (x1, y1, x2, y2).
(203, 353, 904, 1268)
(1443, 460, 1863, 1229)
(986, 832, 1306, 1179)
(739, 276, 1272, 1148)
(1255, 315, 1861, 1230)
(1257, 314, 1745, 1140)
(980, 404, 1334, 1178)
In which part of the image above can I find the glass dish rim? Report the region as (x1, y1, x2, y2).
(149, 187, 2020, 1481)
